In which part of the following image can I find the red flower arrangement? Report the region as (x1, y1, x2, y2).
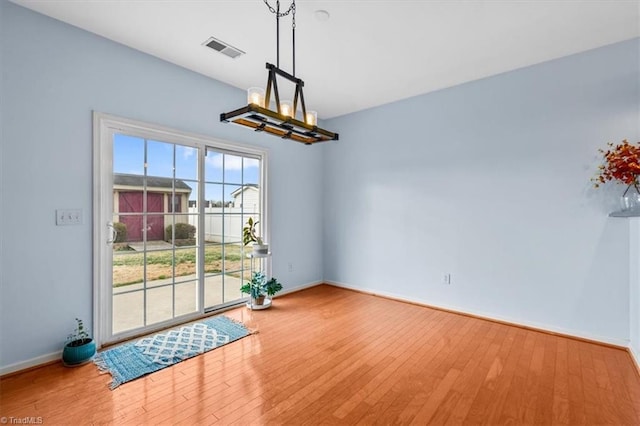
(593, 139, 640, 188)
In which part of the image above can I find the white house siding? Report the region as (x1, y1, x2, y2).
(232, 187, 260, 213)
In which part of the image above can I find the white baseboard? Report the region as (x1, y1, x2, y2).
(325, 280, 630, 348)
(1, 351, 61, 376)
(630, 345, 640, 372)
(276, 280, 323, 297)
(3, 280, 631, 376)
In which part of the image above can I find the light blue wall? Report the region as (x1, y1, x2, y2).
(0, 1, 323, 370)
(324, 38, 640, 344)
(2, 0, 639, 371)
(631, 219, 640, 363)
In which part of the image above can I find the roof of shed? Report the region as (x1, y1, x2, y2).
(114, 173, 192, 191)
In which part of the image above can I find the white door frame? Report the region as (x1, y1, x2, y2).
(92, 112, 268, 347)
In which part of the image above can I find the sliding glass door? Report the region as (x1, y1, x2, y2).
(94, 113, 266, 345)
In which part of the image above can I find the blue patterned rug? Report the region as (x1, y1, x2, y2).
(94, 316, 250, 389)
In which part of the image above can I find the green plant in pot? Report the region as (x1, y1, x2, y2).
(62, 318, 96, 367)
(243, 217, 268, 255)
(240, 271, 283, 307)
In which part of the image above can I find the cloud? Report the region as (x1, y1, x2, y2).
(245, 158, 259, 169)
(180, 146, 196, 159)
(205, 153, 255, 170)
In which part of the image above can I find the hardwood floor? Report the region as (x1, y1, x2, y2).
(1, 285, 639, 425)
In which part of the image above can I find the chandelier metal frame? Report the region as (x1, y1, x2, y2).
(220, 0, 339, 145)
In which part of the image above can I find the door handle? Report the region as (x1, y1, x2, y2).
(107, 222, 117, 244)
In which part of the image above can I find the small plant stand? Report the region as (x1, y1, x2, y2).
(246, 251, 272, 310)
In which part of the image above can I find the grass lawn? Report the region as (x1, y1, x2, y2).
(113, 243, 251, 287)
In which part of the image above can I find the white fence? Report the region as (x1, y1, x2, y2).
(187, 207, 259, 243)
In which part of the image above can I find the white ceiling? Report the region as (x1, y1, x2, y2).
(10, 0, 640, 119)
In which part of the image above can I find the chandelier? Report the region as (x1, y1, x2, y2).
(220, 0, 339, 145)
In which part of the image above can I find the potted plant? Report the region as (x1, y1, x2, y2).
(243, 217, 268, 255)
(62, 318, 96, 367)
(240, 271, 283, 308)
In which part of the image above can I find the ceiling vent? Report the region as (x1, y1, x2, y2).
(203, 36, 245, 59)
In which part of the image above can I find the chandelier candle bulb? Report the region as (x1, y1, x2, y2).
(247, 87, 265, 107)
(305, 110, 317, 126)
(280, 100, 293, 117)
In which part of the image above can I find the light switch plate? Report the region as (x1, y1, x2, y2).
(56, 209, 83, 226)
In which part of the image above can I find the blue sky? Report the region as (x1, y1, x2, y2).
(113, 133, 259, 202)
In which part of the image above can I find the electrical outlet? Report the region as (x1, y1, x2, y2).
(288, 262, 294, 272)
(442, 273, 451, 285)
(56, 209, 83, 226)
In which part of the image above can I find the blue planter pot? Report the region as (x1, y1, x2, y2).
(62, 339, 96, 366)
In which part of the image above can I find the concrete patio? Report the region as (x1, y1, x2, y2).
(112, 274, 244, 334)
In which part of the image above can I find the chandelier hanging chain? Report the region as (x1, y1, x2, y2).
(263, 0, 295, 17)
(219, 0, 337, 144)
(263, 0, 296, 76)
(292, 2, 296, 76)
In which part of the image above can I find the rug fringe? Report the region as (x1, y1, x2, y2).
(222, 315, 258, 335)
(224, 315, 248, 327)
(93, 354, 121, 390)
(93, 355, 110, 374)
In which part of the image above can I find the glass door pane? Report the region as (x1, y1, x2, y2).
(112, 134, 200, 335)
(204, 149, 261, 308)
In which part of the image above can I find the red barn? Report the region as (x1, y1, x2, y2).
(112, 174, 192, 242)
